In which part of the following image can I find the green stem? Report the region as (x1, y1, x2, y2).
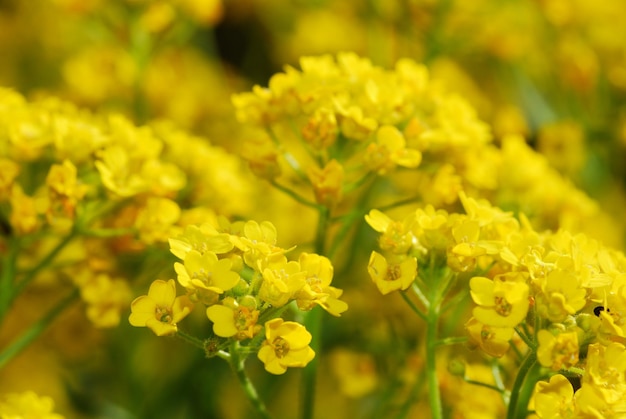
(400, 291, 427, 320)
(506, 351, 538, 419)
(11, 231, 77, 304)
(426, 302, 443, 419)
(0, 238, 19, 323)
(230, 343, 273, 419)
(515, 326, 536, 350)
(270, 181, 321, 210)
(302, 206, 329, 419)
(435, 336, 467, 346)
(0, 288, 79, 369)
(176, 330, 205, 350)
(464, 379, 507, 394)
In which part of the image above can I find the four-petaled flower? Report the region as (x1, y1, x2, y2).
(367, 251, 417, 295)
(129, 279, 194, 336)
(258, 318, 315, 375)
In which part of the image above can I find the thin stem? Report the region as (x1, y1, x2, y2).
(515, 326, 536, 350)
(376, 195, 422, 213)
(506, 351, 538, 419)
(426, 302, 443, 419)
(0, 288, 79, 369)
(464, 379, 506, 394)
(400, 291, 427, 320)
(0, 238, 19, 322)
(491, 362, 511, 405)
(176, 330, 205, 350)
(435, 336, 467, 346)
(11, 231, 77, 303)
(410, 282, 430, 311)
(302, 206, 330, 419)
(230, 342, 273, 419)
(269, 180, 321, 210)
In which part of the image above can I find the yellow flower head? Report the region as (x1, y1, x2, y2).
(257, 318, 315, 375)
(465, 317, 513, 358)
(364, 125, 422, 174)
(295, 252, 348, 316)
(0, 391, 64, 419)
(169, 223, 234, 260)
(470, 276, 529, 327)
(129, 279, 194, 336)
(584, 342, 626, 406)
(365, 209, 416, 255)
(307, 159, 344, 208)
(537, 329, 580, 371)
(134, 197, 181, 245)
(174, 250, 240, 294)
(533, 374, 576, 418)
(259, 259, 306, 307)
(367, 251, 417, 295)
(206, 298, 261, 340)
(535, 269, 587, 322)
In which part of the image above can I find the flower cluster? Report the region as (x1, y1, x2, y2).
(367, 190, 626, 416)
(0, 87, 252, 331)
(130, 218, 347, 374)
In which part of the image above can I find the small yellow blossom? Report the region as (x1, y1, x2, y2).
(537, 329, 579, 370)
(307, 159, 344, 208)
(296, 253, 348, 316)
(301, 108, 338, 148)
(129, 279, 194, 336)
(534, 374, 576, 418)
(259, 258, 307, 307)
(465, 317, 513, 357)
(365, 209, 416, 254)
(584, 342, 626, 406)
(169, 223, 234, 260)
(364, 125, 422, 174)
(134, 197, 181, 245)
(81, 273, 132, 328)
(206, 298, 261, 340)
(258, 318, 315, 375)
(174, 250, 240, 294)
(367, 251, 417, 295)
(535, 269, 587, 322)
(0, 158, 20, 200)
(0, 391, 64, 419)
(9, 185, 40, 235)
(470, 276, 529, 327)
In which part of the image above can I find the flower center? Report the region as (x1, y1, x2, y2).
(273, 337, 290, 358)
(155, 306, 172, 323)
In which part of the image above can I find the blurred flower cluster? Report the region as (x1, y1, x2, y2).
(2, 1, 626, 418)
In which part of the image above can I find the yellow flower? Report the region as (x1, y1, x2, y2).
(534, 374, 576, 418)
(301, 108, 338, 148)
(206, 298, 261, 340)
(259, 258, 307, 307)
(295, 252, 348, 316)
(307, 159, 344, 208)
(80, 273, 132, 328)
(470, 276, 529, 327)
(583, 342, 626, 406)
(0, 158, 19, 200)
(9, 185, 40, 235)
(367, 251, 417, 295)
(257, 318, 315, 375)
(465, 317, 513, 357)
(364, 125, 422, 174)
(0, 391, 64, 419)
(535, 269, 587, 322)
(135, 197, 181, 245)
(365, 209, 416, 254)
(537, 329, 579, 371)
(129, 279, 194, 336)
(169, 223, 234, 260)
(174, 250, 240, 293)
